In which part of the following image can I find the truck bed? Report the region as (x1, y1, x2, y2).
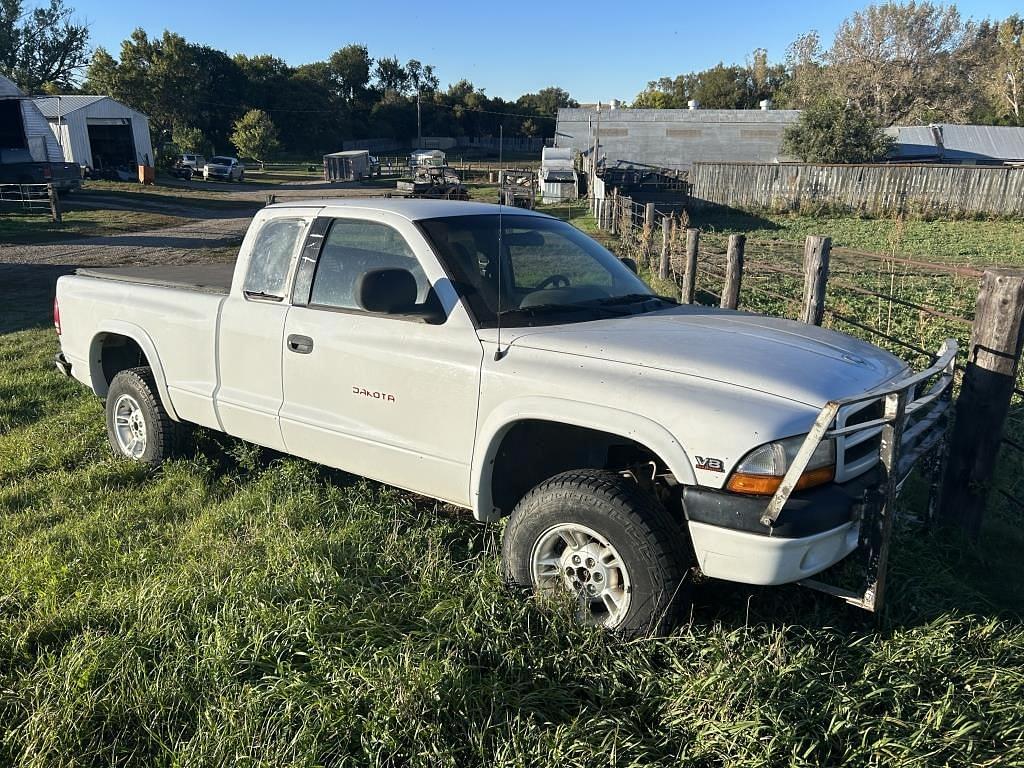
(75, 263, 235, 295)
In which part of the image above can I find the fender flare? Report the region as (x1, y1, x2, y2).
(88, 321, 181, 421)
(470, 396, 697, 521)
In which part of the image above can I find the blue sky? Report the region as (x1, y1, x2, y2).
(71, 0, 1021, 103)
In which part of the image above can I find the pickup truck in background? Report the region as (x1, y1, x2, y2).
(0, 148, 80, 193)
(53, 199, 954, 634)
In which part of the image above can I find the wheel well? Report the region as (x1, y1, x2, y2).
(489, 420, 675, 517)
(93, 333, 149, 396)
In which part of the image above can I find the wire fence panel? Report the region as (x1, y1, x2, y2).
(586, 191, 1023, 526)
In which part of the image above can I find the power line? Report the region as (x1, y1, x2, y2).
(188, 96, 560, 121)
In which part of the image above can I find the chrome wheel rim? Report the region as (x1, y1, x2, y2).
(531, 523, 632, 627)
(112, 394, 147, 459)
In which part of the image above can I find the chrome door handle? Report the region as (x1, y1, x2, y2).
(287, 334, 314, 354)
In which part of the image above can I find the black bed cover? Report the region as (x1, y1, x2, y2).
(75, 263, 235, 295)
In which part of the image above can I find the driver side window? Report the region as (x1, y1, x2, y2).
(305, 218, 429, 311)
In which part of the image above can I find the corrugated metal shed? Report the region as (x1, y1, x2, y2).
(890, 124, 1024, 164)
(555, 107, 802, 170)
(0, 75, 22, 98)
(0, 75, 63, 163)
(31, 94, 153, 169)
(33, 95, 108, 117)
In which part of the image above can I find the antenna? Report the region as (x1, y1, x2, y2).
(494, 124, 507, 361)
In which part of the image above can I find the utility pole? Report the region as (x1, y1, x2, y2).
(416, 91, 422, 149)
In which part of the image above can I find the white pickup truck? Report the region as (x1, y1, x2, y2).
(53, 199, 955, 634)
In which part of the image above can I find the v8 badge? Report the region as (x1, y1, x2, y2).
(695, 456, 725, 473)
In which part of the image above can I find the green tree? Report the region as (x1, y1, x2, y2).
(517, 86, 578, 116)
(231, 109, 279, 166)
(86, 30, 246, 150)
(327, 44, 372, 102)
(0, 0, 89, 90)
(987, 15, 1024, 124)
(782, 98, 893, 163)
(172, 125, 207, 154)
(373, 56, 407, 94)
(825, 2, 981, 125)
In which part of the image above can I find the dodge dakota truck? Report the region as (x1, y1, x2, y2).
(53, 199, 955, 634)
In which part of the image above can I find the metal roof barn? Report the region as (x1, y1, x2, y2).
(555, 107, 801, 171)
(32, 95, 153, 171)
(0, 75, 64, 164)
(323, 150, 371, 182)
(888, 124, 1024, 165)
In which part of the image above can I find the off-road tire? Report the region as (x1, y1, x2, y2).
(502, 469, 691, 636)
(105, 367, 183, 466)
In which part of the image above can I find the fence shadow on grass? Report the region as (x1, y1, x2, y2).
(685, 202, 784, 235)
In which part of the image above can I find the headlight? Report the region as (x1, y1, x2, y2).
(725, 435, 835, 496)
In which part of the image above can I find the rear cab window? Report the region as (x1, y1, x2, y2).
(243, 217, 307, 301)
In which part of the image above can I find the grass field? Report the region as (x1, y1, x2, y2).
(2, 210, 1024, 765)
(689, 208, 1024, 266)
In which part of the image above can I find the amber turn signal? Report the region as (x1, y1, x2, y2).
(725, 465, 835, 496)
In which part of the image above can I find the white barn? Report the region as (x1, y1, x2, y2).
(32, 95, 154, 171)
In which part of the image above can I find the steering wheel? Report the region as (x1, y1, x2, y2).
(536, 274, 571, 290)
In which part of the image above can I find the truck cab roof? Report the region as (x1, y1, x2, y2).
(264, 197, 550, 222)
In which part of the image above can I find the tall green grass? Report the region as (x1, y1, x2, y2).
(1, 285, 1023, 765)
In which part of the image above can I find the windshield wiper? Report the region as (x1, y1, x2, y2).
(590, 293, 677, 307)
(498, 303, 632, 319)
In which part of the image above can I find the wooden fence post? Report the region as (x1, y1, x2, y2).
(801, 235, 831, 325)
(659, 215, 670, 280)
(645, 202, 655, 234)
(939, 268, 1024, 538)
(48, 183, 61, 223)
(611, 189, 619, 235)
(681, 228, 699, 304)
(720, 234, 745, 310)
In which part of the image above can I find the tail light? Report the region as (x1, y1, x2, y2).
(53, 297, 61, 335)
(42, 164, 53, 180)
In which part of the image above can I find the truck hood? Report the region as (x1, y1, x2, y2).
(496, 307, 908, 408)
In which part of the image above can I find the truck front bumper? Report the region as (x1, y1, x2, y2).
(681, 471, 876, 586)
(687, 518, 860, 586)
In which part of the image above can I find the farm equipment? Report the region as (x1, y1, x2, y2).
(395, 166, 469, 200)
(497, 168, 536, 209)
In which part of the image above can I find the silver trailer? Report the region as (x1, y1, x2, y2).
(323, 150, 371, 182)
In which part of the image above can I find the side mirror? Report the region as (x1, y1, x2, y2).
(620, 257, 638, 274)
(357, 268, 444, 323)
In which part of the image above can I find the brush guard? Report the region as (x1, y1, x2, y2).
(759, 339, 959, 612)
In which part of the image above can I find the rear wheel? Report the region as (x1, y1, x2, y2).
(502, 469, 691, 636)
(105, 367, 183, 466)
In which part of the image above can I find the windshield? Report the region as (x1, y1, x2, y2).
(210, 156, 233, 165)
(420, 214, 666, 328)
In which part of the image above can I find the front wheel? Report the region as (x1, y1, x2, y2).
(105, 367, 183, 466)
(502, 469, 691, 636)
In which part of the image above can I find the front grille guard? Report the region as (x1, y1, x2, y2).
(759, 339, 959, 612)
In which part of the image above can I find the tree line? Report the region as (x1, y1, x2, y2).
(1, 1, 577, 159)
(633, 2, 1024, 162)
(3, 0, 1023, 163)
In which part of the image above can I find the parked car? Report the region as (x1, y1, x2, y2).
(180, 154, 206, 171)
(203, 156, 244, 182)
(52, 200, 953, 635)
